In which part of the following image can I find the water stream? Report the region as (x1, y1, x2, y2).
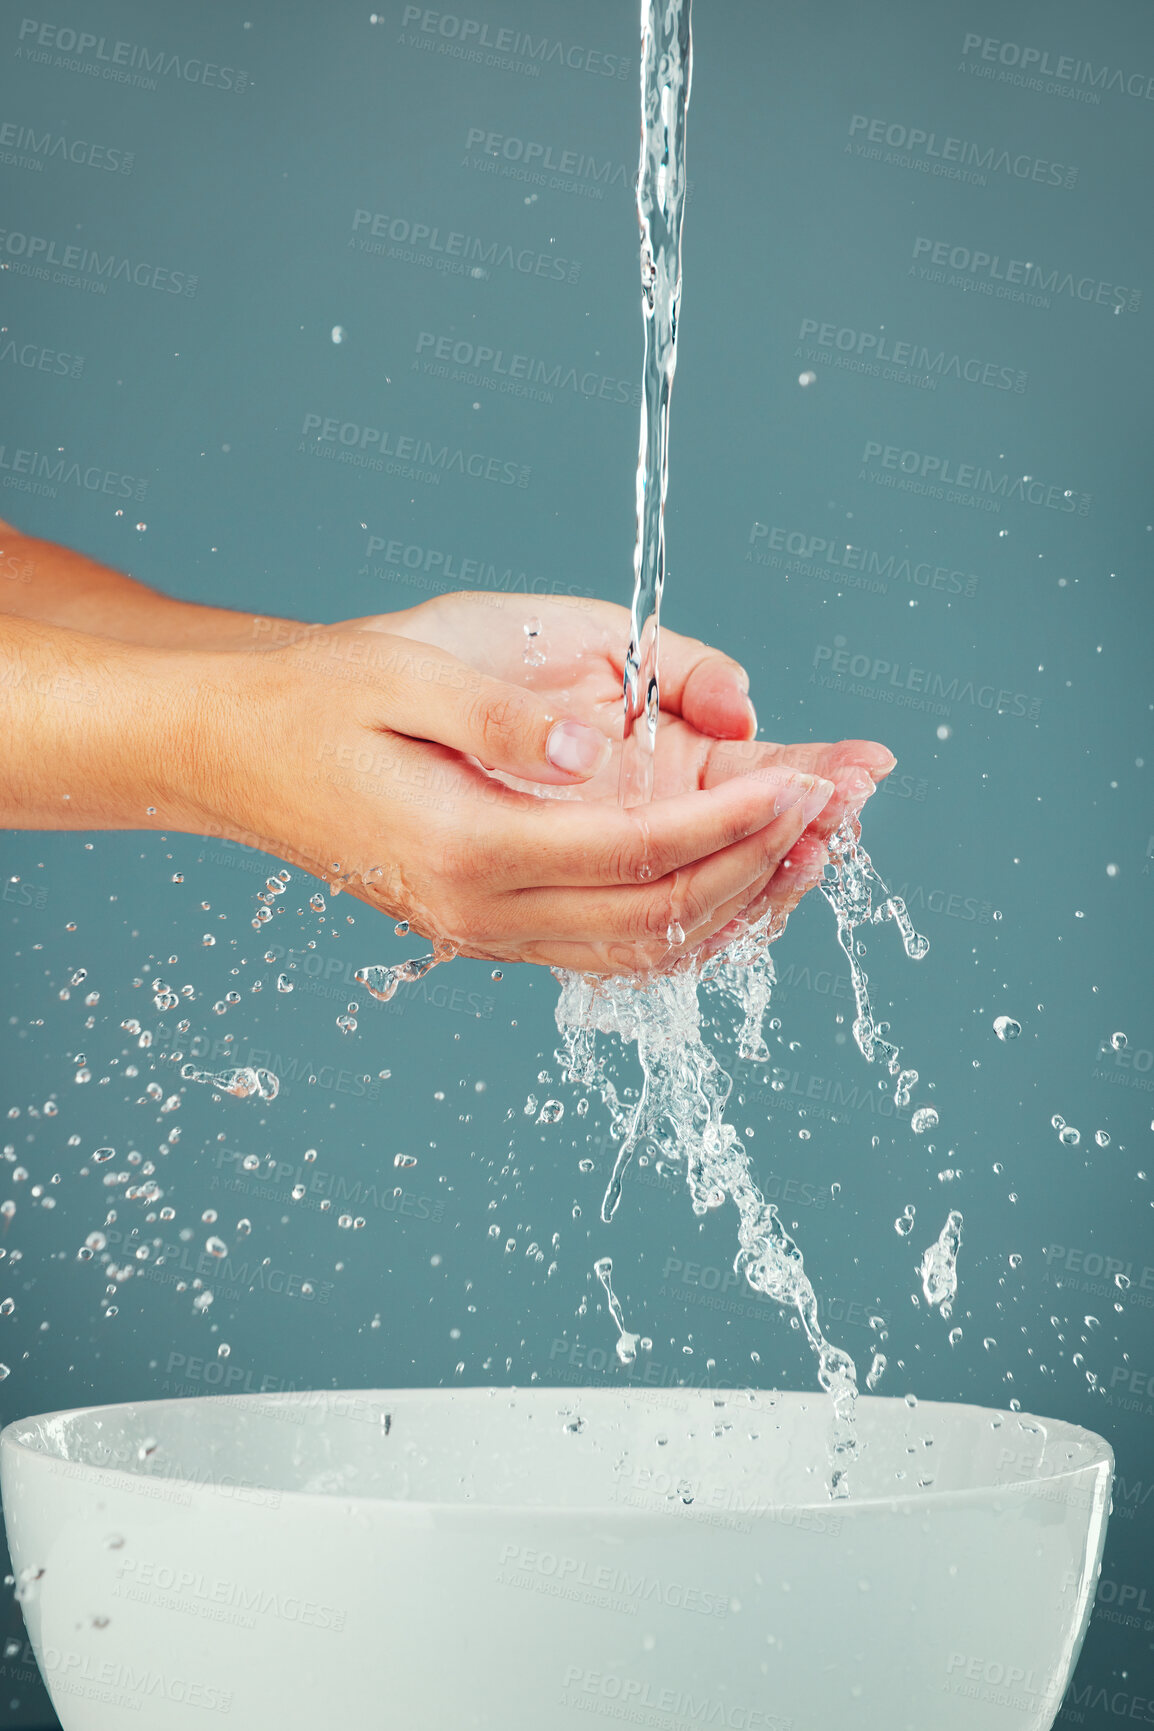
(618, 0, 693, 811)
(551, 0, 940, 1497)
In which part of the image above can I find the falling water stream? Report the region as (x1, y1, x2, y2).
(550, 0, 946, 1497)
(349, 0, 949, 1495)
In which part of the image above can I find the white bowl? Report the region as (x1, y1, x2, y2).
(1, 1387, 1111, 1730)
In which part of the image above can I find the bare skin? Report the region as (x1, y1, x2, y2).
(0, 522, 895, 975)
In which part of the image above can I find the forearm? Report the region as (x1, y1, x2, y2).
(0, 519, 302, 650)
(0, 612, 231, 832)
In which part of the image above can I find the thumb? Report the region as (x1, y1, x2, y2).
(377, 637, 612, 784)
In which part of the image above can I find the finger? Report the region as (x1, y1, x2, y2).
(701, 738, 897, 787)
(642, 627, 759, 741)
(696, 834, 831, 963)
(468, 765, 835, 890)
(359, 633, 614, 786)
(484, 779, 834, 944)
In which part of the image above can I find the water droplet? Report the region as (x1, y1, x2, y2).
(537, 1100, 564, 1125)
(1111, 1031, 1127, 1051)
(276, 973, 293, 993)
(1059, 1125, 1081, 1148)
(491, 969, 502, 981)
(393, 1153, 417, 1169)
(894, 1204, 916, 1236)
(522, 618, 546, 667)
(993, 1016, 1021, 1041)
(911, 1106, 938, 1134)
(205, 1236, 227, 1258)
(1095, 1129, 1110, 1148)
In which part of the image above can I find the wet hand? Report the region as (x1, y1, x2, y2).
(344, 593, 895, 957)
(206, 617, 842, 975)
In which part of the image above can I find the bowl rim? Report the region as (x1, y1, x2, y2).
(0, 1387, 1114, 1517)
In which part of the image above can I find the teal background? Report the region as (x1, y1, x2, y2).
(1, 0, 1152, 1723)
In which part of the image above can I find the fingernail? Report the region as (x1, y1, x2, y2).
(546, 719, 610, 776)
(741, 695, 758, 735)
(800, 777, 836, 825)
(773, 774, 834, 822)
(844, 769, 876, 815)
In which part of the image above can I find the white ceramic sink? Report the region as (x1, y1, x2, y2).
(0, 1387, 1111, 1729)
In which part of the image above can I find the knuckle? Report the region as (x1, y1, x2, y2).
(468, 688, 527, 760)
(675, 879, 712, 934)
(602, 816, 649, 885)
(624, 884, 676, 943)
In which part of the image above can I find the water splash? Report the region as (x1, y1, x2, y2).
(180, 1064, 279, 1102)
(619, 0, 693, 810)
(919, 1210, 964, 1315)
(556, 915, 858, 1496)
(354, 941, 458, 1004)
(818, 819, 930, 1108)
(554, 813, 936, 1495)
(593, 1256, 642, 1366)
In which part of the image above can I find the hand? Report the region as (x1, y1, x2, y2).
(194, 609, 865, 975)
(343, 592, 895, 957)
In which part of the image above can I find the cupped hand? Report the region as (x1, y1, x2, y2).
(343, 592, 895, 953)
